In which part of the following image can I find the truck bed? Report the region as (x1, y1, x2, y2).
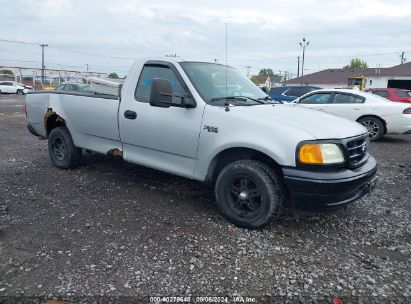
(26, 91, 122, 155)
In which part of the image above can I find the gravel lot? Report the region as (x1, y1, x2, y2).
(0, 94, 410, 303)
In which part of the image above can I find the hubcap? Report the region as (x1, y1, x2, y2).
(52, 137, 65, 161)
(228, 176, 263, 218)
(361, 120, 379, 138)
(239, 192, 248, 200)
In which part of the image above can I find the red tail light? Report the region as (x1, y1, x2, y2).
(403, 108, 411, 114)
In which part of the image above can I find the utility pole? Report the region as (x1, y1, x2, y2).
(299, 38, 309, 85)
(400, 52, 406, 64)
(40, 44, 48, 85)
(297, 56, 300, 78)
(245, 65, 251, 77)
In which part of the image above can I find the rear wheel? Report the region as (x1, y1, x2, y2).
(215, 160, 284, 228)
(48, 127, 82, 169)
(358, 116, 384, 141)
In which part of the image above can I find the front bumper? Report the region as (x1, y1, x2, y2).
(283, 156, 378, 210)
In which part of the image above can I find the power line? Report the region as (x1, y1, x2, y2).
(49, 45, 135, 60)
(0, 38, 42, 46)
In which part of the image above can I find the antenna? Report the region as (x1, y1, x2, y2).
(225, 23, 228, 98)
(224, 22, 230, 111)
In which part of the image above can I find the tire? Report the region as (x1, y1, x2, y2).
(48, 127, 82, 169)
(215, 160, 284, 228)
(16, 89, 24, 95)
(358, 116, 384, 141)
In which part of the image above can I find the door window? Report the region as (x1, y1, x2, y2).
(284, 88, 302, 97)
(332, 93, 364, 104)
(299, 93, 331, 104)
(372, 91, 388, 97)
(396, 90, 411, 97)
(65, 84, 74, 91)
(135, 64, 187, 105)
(284, 87, 314, 97)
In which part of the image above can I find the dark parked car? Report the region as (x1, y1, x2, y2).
(269, 86, 321, 102)
(56, 82, 92, 93)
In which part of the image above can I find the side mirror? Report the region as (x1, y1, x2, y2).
(150, 78, 172, 108)
(261, 86, 269, 94)
(149, 78, 196, 108)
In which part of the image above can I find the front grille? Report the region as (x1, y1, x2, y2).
(345, 135, 369, 167)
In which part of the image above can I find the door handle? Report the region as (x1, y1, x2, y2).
(124, 110, 137, 120)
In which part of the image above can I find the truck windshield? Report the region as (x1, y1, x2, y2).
(180, 62, 273, 105)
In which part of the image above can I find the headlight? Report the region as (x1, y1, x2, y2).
(298, 143, 345, 165)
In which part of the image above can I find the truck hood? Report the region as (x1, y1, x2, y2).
(233, 103, 367, 140)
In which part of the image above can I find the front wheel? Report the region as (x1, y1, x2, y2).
(358, 116, 384, 141)
(16, 89, 24, 95)
(215, 160, 284, 228)
(48, 127, 82, 169)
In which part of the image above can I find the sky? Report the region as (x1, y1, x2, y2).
(1, 0, 410, 77)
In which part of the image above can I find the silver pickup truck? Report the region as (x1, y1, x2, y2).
(25, 58, 377, 228)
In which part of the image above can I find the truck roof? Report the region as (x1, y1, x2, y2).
(135, 57, 229, 67)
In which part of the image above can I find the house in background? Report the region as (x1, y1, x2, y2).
(285, 62, 411, 90)
(270, 75, 284, 87)
(250, 75, 284, 89)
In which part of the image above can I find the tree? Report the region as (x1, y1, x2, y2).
(108, 72, 119, 79)
(258, 68, 274, 76)
(250, 75, 260, 85)
(0, 69, 14, 77)
(343, 58, 368, 69)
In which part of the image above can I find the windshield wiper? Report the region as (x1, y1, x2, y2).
(258, 96, 283, 104)
(210, 96, 265, 104)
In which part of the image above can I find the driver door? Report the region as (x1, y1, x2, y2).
(119, 63, 205, 178)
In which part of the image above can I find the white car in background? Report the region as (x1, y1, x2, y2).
(0, 81, 33, 95)
(293, 89, 411, 141)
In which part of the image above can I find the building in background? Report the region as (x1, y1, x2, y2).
(285, 62, 411, 90)
(250, 75, 284, 89)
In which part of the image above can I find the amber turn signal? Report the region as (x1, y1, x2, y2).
(299, 144, 323, 164)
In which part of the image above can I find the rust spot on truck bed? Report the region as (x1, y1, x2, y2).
(43, 108, 56, 129)
(44, 108, 66, 136)
(107, 148, 123, 157)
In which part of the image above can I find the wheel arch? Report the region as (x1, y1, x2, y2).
(356, 114, 387, 135)
(44, 109, 67, 137)
(206, 147, 284, 185)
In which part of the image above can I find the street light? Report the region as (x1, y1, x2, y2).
(299, 38, 309, 82)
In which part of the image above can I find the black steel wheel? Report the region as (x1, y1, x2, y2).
(215, 160, 284, 228)
(227, 176, 263, 218)
(48, 127, 82, 169)
(358, 116, 384, 141)
(52, 137, 66, 161)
